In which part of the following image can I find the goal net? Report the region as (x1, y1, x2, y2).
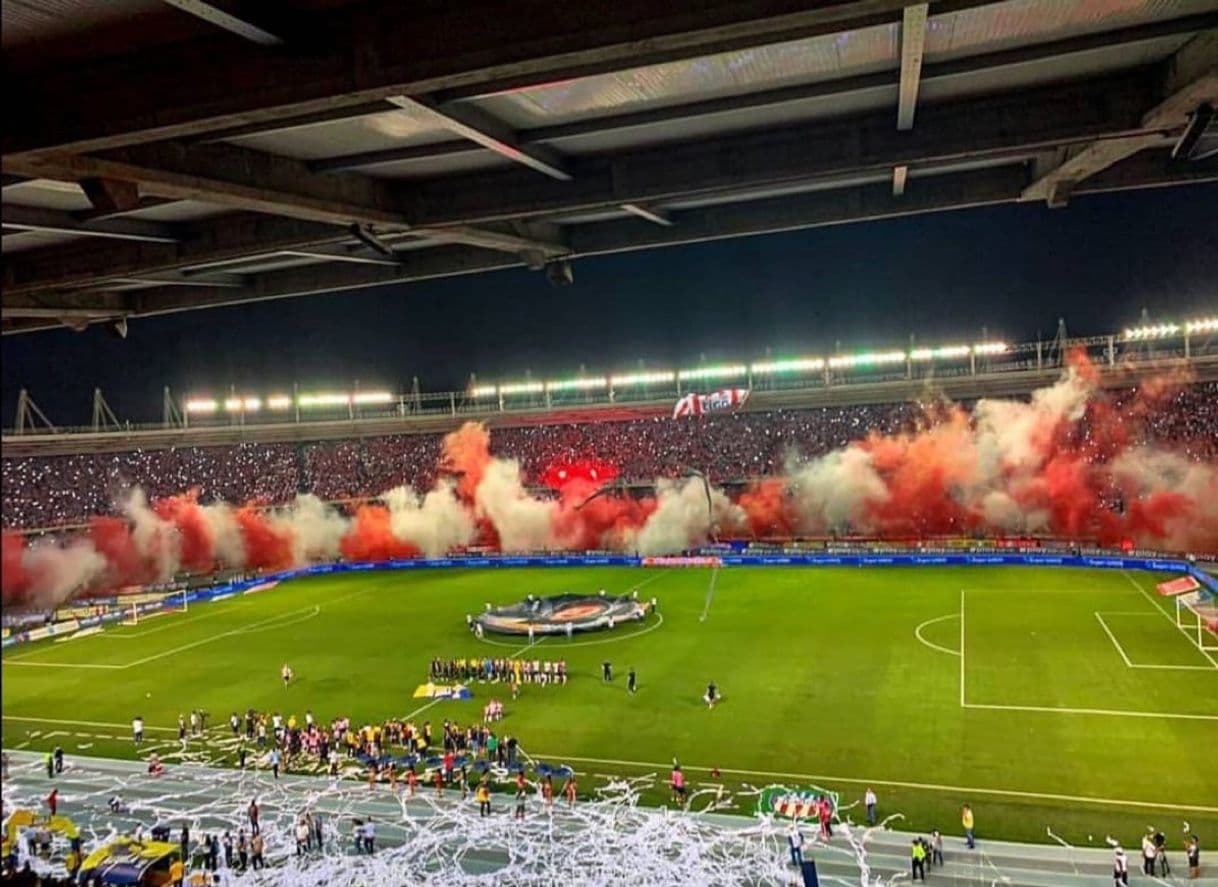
(1175, 591, 1218, 653)
(118, 590, 189, 626)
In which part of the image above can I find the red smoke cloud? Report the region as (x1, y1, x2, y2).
(2, 532, 30, 603)
(539, 458, 620, 491)
(235, 507, 294, 570)
(441, 422, 492, 500)
(340, 505, 421, 562)
(88, 516, 155, 588)
(154, 490, 215, 573)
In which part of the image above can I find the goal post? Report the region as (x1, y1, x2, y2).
(1175, 592, 1218, 652)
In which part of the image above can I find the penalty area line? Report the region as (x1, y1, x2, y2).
(913, 613, 960, 657)
(962, 702, 1218, 721)
(527, 752, 1218, 814)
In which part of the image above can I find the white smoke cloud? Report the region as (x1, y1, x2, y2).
(382, 482, 475, 557)
(786, 447, 889, 533)
(474, 459, 557, 552)
(120, 488, 180, 581)
(271, 494, 351, 565)
(201, 501, 247, 568)
(22, 541, 109, 608)
(630, 477, 743, 555)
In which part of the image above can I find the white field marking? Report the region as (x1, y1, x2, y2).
(3, 660, 123, 669)
(1122, 571, 1218, 670)
(698, 566, 719, 623)
(1, 716, 178, 734)
(525, 752, 1218, 814)
(231, 605, 320, 635)
(913, 613, 960, 657)
(120, 584, 379, 669)
(959, 590, 966, 707)
(100, 602, 234, 638)
(961, 702, 1218, 721)
(1094, 612, 1134, 667)
(508, 636, 545, 658)
(1096, 611, 1218, 671)
(401, 698, 445, 722)
(1131, 664, 1218, 670)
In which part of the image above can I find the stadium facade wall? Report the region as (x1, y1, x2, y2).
(5, 554, 1214, 650)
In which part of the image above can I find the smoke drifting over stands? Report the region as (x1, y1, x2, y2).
(2, 368, 1217, 610)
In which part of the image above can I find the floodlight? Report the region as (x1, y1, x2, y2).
(972, 342, 1007, 356)
(609, 371, 676, 386)
(546, 377, 608, 392)
(298, 393, 351, 407)
(498, 382, 544, 395)
(828, 351, 906, 369)
(1185, 317, 1218, 335)
(267, 396, 293, 410)
(471, 386, 498, 398)
(749, 358, 824, 374)
(677, 364, 747, 381)
(1124, 324, 1180, 341)
(352, 391, 393, 405)
(185, 398, 218, 413)
(910, 345, 970, 361)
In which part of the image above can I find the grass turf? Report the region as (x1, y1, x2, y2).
(4, 565, 1216, 847)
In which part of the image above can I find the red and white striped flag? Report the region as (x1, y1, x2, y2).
(672, 388, 750, 419)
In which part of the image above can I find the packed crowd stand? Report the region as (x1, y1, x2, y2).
(4, 382, 1216, 530)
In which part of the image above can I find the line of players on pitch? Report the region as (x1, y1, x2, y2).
(430, 657, 569, 686)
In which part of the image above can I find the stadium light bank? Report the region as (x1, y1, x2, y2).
(177, 314, 1214, 412)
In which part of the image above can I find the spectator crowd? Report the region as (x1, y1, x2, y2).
(4, 382, 1215, 530)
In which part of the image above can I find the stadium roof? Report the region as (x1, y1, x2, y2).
(3, 0, 1217, 335)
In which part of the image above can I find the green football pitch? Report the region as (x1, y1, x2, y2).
(4, 565, 1216, 846)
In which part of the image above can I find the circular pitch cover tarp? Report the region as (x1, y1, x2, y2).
(474, 593, 650, 635)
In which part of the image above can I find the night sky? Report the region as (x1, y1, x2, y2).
(2, 184, 1215, 425)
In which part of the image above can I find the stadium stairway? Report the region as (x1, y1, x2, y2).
(2, 750, 1211, 885)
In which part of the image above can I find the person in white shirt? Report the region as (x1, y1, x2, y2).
(864, 788, 878, 825)
(1113, 846, 1129, 886)
(788, 824, 804, 867)
(1142, 834, 1157, 875)
(132, 716, 144, 745)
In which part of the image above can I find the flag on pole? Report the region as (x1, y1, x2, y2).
(673, 388, 749, 419)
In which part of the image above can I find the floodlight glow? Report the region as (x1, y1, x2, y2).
(498, 381, 544, 395)
(352, 391, 393, 405)
(1185, 317, 1218, 335)
(267, 395, 292, 410)
(546, 377, 608, 392)
(470, 386, 498, 398)
(677, 364, 748, 381)
(750, 357, 824, 374)
(1124, 324, 1180, 340)
(828, 350, 907, 369)
(972, 342, 1007, 356)
(610, 371, 676, 386)
(298, 393, 351, 407)
(185, 398, 218, 413)
(910, 345, 971, 361)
